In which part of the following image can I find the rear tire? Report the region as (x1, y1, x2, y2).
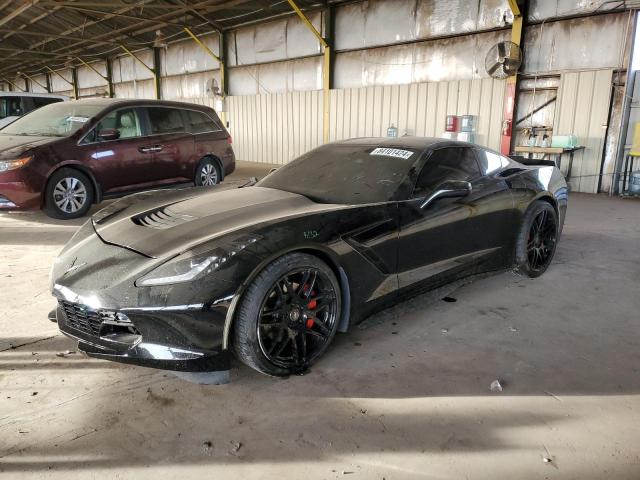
(43, 168, 94, 220)
(514, 201, 559, 278)
(233, 253, 341, 376)
(194, 157, 221, 186)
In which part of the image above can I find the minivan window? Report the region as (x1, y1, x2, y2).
(184, 109, 219, 134)
(147, 107, 184, 134)
(0, 102, 102, 137)
(92, 108, 143, 141)
(0, 96, 23, 119)
(32, 97, 63, 109)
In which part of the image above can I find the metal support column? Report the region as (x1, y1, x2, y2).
(20, 72, 48, 92)
(105, 58, 114, 98)
(45, 72, 52, 93)
(287, 0, 331, 143)
(501, 0, 525, 155)
(153, 47, 162, 100)
(71, 67, 79, 100)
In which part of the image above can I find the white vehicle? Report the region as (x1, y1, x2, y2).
(0, 92, 69, 129)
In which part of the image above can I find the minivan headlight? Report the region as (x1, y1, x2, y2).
(0, 156, 32, 172)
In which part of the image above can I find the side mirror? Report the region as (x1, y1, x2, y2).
(268, 167, 278, 174)
(98, 128, 120, 141)
(420, 180, 472, 209)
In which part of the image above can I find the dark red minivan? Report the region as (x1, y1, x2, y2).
(0, 98, 235, 219)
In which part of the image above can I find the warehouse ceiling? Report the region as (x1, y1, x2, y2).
(0, 0, 331, 79)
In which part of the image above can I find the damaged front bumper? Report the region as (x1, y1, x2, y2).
(54, 300, 231, 372)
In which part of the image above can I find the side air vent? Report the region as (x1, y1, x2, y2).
(132, 206, 196, 230)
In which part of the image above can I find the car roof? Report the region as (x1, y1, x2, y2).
(332, 136, 478, 152)
(66, 97, 214, 111)
(0, 91, 68, 99)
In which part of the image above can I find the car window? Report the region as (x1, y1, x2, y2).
(475, 148, 511, 175)
(147, 107, 185, 134)
(184, 109, 220, 133)
(94, 108, 143, 141)
(0, 96, 24, 119)
(414, 147, 481, 196)
(0, 101, 101, 137)
(32, 97, 63, 109)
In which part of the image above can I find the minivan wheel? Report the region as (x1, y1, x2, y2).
(195, 158, 221, 187)
(44, 168, 94, 220)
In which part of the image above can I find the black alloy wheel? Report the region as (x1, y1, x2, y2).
(526, 208, 557, 272)
(514, 201, 558, 278)
(257, 267, 338, 369)
(233, 253, 341, 376)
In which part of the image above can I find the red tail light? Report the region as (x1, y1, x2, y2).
(227, 135, 233, 145)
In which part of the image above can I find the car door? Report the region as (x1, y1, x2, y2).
(144, 106, 194, 183)
(86, 107, 155, 192)
(396, 146, 489, 289)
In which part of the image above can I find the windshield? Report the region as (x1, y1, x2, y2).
(0, 102, 102, 137)
(257, 144, 421, 204)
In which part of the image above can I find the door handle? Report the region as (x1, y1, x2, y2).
(138, 145, 163, 153)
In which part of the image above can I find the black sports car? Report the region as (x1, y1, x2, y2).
(50, 137, 567, 379)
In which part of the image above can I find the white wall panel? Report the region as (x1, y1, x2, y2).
(330, 78, 505, 151)
(77, 62, 108, 89)
(523, 12, 629, 74)
(553, 69, 613, 193)
(228, 57, 322, 95)
(227, 90, 323, 164)
(112, 50, 154, 82)
(30, 74, 48, 93)
(114, 79, 155, 99)
(228, 12, 322, 67)
(50, 69, 74, 93)
(226, 78, 505, 164)
(161, 70, 221, 100)
(336, 0, 513, 51)
(162, 34, 220, 75)
(334, 29, 510, 89)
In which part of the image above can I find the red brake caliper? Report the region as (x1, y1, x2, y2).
(306, 291, 317, 329)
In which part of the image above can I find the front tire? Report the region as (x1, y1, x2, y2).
(233, 253, 341, 376)
(194, 158, 221, 186)
(43, 168, 94, 220)
(514, 201, 559, 278)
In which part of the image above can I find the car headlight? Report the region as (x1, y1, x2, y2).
(0, 156, 32, 173)
(136, 236, 258, 287)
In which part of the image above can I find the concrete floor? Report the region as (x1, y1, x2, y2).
(1, 164, 639, 479)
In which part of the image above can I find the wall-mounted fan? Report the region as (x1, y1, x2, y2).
(485, 41, 522, 79)
(206, 78, 220, 97)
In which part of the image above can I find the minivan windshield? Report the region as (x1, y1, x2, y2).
(0, 102, 102, 137)
(256, 144, 421, 204)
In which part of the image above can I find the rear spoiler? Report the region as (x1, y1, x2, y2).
(509, 155, 556, 167)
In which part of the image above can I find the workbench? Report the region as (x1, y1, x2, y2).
(513, 146, 585, 179)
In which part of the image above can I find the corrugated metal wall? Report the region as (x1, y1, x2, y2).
(226, 77, 505, 164)
(227, 90, 324, 164)
(554, 69, 613, 194)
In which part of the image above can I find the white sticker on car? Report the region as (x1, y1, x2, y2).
(370, 147, 414, 159)
(66, 116, 89, 123)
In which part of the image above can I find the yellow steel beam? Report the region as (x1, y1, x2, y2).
(2, 77, 24, 92)
(20, 72, 49, 92)
(184, 26, 226, 123)
(76, 57, 109, 82)
(286, 0, 328, 48)
(45, 66, 74, 87)
(287, 0, 330, 142)
(507, 0, 521, 17)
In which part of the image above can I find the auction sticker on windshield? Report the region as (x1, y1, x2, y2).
(66, 116, 89, 123)
(370, 147, 414, 159)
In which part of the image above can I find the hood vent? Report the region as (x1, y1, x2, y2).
(132, 206, 196, 230)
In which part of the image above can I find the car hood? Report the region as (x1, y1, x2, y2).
(93, 185, 346, 258)
(0, 134, 59, 159)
